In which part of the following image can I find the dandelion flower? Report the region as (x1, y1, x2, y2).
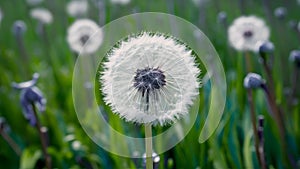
(100, 32, 200, 126)
(67, 19, 103, 54)
(228, 16, 270, 52)
(30, 8, 53, 24)
(110, 0, 130, 5)
(66, 0, 89, 18)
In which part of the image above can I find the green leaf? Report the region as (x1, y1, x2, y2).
(20, 148, 42, 169)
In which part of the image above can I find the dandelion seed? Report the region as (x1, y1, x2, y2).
(66, 0, 89, 18)
(67, 19, 103, 54)
(100, 32, 200, 126)
(30, 8, 53, 25)
(26, 0, 44, 6)
(228, 16, 270, 52)
(110, 0, 130, 5)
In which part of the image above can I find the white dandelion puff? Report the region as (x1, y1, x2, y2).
(67, 19, 103, 54)
(228, 16, 270, 52)
(66, 0, 89, 18)
(110, 0, 131, 5)
(30, 8, 53, 24)
(100, 32, 200, 126)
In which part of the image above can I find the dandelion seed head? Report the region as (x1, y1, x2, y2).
(66, 0, 89, 18)
(244, 73, 265, 89)
(30, 8, 53, 24)
(228, 16, 270, 52)
(110, 0, 131, 5)
(101, 32, 200, 126)
(67, 19, 103, 54)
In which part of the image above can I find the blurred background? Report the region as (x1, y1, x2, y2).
(0, 0, 300, 168)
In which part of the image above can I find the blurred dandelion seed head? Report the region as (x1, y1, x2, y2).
(110, 0, 131, 5)
(67, 19, 103, 54)
(30, 8, 53, 24)
(228, 16, 270, 52)
(100, 32, 200, 126)
(66, 0, 89, 18)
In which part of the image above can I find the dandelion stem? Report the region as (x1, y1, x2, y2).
(261, 55, 276, 103)
(16, 34, 30, 78)
(290, 66, 299, 104)
(145, 123, 153, 169)
(32, 104, 51, 169)
(0, 131, 22, 156)
(257, 116, 267, 169)
(261, 85, 292, 166)
(246, 89, 264, 169)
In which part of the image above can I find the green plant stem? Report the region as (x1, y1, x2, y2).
(262, 86, 292, 167)
(145, 123, 153, 169)
(257, 126, 266, 169)
(32, 104, 51, 169)
(0, 131, 22, 156)
(246, 89, 265, 169)
(261, 57, 275, 95)
(289, 67, 299, 104)
(245, 51, 252, 72)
